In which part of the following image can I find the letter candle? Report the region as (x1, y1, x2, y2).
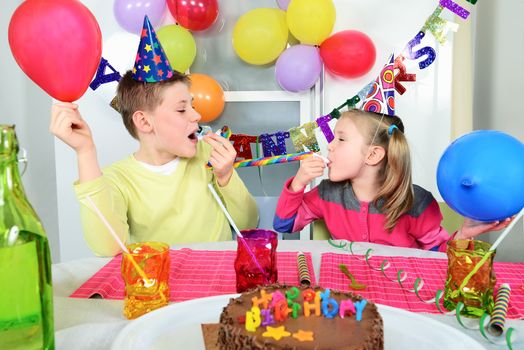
(488, 284, 511, 336)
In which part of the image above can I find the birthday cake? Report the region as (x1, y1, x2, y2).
(217, 284, 383, 349)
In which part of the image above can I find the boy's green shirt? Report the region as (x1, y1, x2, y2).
(74, 142, 259, 256)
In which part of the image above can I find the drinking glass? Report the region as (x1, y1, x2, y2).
(444, 239, 496, 317)
(234, 229, 278, 293)
(121, 241, 170, 319)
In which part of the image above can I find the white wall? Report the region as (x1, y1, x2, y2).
(473, 0, 524, 262)
(0, 1, 59, 262)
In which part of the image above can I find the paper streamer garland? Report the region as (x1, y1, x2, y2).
(489, 284, 512, 337)
(297, 252, 311, 286)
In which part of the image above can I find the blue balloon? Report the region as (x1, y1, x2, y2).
(437, 130, 524, 222)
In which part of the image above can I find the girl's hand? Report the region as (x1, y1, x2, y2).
(204, 133, 237, 187)
(50, 103, 95, 154)
(456, 217, 514, 239)
(290, 156, 326, 192)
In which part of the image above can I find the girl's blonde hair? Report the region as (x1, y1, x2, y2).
(341, 109, 413, 231)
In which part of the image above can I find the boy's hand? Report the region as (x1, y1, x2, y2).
(50, 103, 94, 154)
(456, 217, 514, 240)
(290, 156, 325, 192)
(204, 133, 237, 187)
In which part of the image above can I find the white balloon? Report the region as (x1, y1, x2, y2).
(93, 32, 139, 102)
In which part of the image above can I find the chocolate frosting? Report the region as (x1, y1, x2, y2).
(218, 284, 383, 350)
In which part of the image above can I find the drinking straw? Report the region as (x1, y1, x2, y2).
(297, 251, 311, 286)
(456, 207, 524, 297)
(207, 183, 269, 281)
(85, 195, 153, 287)
(489, 207, 524, 251)
(488, 283, 511, 336)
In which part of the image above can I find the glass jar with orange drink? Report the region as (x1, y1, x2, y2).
(121, 241, 170, 319)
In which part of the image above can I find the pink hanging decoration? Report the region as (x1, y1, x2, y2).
(362, 55, 396, 116)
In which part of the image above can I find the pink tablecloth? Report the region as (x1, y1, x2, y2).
(319, 253, 524, 319)
(70, 248, 316, 302)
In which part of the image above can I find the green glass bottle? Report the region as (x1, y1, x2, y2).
(0, 125, 54, 349)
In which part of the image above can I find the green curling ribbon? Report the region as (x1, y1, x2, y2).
(478, 311, 516, 349)
(328, 239, 347, 249)
(396, 270, 408, 284)
(349, 241, 373, 261)
(326, 240, 519, 349)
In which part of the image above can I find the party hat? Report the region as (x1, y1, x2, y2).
(361, 54, 395, 116)
(132, 16, 174, 82)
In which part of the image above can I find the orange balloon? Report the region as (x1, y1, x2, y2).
(189, 73, 225, 122)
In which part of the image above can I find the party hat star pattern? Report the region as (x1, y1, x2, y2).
(132, 16, 174, 82)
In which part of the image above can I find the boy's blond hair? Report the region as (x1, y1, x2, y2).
(341, 109, 413, 231)
(115, 70, 190, 139)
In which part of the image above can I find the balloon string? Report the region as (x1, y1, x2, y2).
(327, 239, 518, 349)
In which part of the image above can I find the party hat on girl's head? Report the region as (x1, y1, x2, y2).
(362, 54, 395, 116)
(132, 16, 174, 82)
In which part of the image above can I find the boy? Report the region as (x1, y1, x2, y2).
(50, 17, 258, 256)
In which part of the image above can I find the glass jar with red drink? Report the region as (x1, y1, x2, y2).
(234, 229, 278, 293)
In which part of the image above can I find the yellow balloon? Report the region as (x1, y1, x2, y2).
(232, 8, 288, 65)
(287, 0, 336, 45)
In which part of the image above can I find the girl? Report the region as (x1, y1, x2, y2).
(273, 109, 509, 251)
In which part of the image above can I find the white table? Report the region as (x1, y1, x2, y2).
(53, 240, 523, 349)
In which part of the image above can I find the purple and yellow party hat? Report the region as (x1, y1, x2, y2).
(132, 16, 174, 82)
(361, 54, 395, 116)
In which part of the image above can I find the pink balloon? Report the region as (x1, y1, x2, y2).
(9, 0, 102, 102)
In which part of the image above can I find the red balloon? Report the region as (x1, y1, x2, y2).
(8, 0, 102, 102)
(167, 0, 219, 31)
(320, 30, 376, 79)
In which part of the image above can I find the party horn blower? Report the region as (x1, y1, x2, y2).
(488, 284, 511, 336)
(297, 252, 311, 286)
